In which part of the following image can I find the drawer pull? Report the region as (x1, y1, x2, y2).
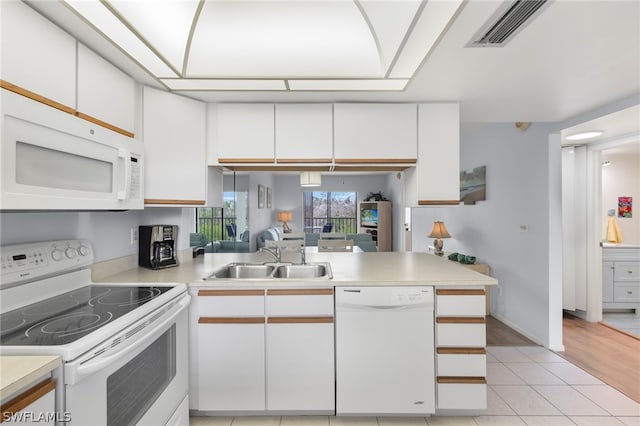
(267, 316, 333, 324)
(267, 288, 333, 296)
(436, 289, 485, 296)
(1, 378, 56, 419)
(437, 376, 486, 384)
(198, 289, 264, 296)
(436, 317, 486, 324)
(437, 347, 486, 355)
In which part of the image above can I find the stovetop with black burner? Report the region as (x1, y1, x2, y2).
(0, 285, 172, 346)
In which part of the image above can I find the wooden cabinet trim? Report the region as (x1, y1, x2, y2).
(436, 317, 486, 324)
(144, 199, 206, 205)
(437, 376, 487, 384)
(276, 158, 333, 164)
(199, 317, 265, 324)
(267, 316, 334, 324)
(436, 289, 485, 296)
(437, 347, 486, 355)
(334, 158, 417, 164)
(218, 158, 275, 164)
(1, 80, 75, 115)
(418, 200, 461, 206)
(75, 111, 134, 138)
(1, 378, 56, 422)
(198, 289, 265, 297)
(266, 288, 333, 296)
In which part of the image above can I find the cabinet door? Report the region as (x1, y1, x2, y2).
(143, 86, 206, 205)
(217, 104, 275, 163)
(1, 1, 76, 111)
(77, 44, 136, 137)
(334, 103, 417, 163)
(266, 320, 335, 411)
(415, 103, 460, 205)
(603, 261, 615, 303)
(197, 320, 265, 411)
(275, 104, 333, 163)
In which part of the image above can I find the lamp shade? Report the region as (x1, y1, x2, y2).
(428, 221, 451, 239)
(277, 211, 292, 222)
(300, 171, 321, 187)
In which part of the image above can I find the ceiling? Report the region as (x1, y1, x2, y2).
(26, 0, 640, 140)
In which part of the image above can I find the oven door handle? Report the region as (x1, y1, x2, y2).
(74, 295, 190, 378)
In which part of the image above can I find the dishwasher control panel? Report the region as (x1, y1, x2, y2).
(336, 286, 434, 308)
(391, 287, 433, 305)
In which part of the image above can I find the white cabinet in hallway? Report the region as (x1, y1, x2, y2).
(1, 1, 76, 112)
(143, 86, 206, 206)
(77, 44, 136, 137)
(603, 246, 640, 309)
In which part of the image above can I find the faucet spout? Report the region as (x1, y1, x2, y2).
(300, 245, 306, 265)
(260, 246, 281, 263)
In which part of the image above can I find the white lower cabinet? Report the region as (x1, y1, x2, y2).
(192, 287, 334, 413)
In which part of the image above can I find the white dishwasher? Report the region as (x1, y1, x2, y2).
(335, 286, 435, 415)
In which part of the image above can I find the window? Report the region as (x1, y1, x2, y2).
(303, 191, 357, 233)
(196, 191, 246, 243)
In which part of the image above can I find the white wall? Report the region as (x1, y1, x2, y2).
(0, 208, 194, 262)
(601, 150, 640, 244)
(249, 172, 275, 251)
(411, 122, 558, 346)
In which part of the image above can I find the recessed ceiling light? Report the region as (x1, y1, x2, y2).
(565, 130, 604, 141)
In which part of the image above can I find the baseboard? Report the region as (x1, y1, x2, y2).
(490, 311, 546, 347)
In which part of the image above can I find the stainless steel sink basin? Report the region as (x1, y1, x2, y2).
(205, 262, 332, 280)
(272, 263, 333, 279)
(206, 263, 276, 279)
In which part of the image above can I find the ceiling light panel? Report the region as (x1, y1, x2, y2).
(107, 0, 200, 73)
(388, 0, 464, 78)
(357, 0, 422, 75)
(64, 0, 178, 78)
(288, 79, 408, 91)
(187, 1, 381, 78)
(161, 79, 287, 91)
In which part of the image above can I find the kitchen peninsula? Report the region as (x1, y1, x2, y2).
(97, 251, 497, 416)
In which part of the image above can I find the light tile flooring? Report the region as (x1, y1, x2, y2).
(602, 312, 640, 338)
(190, 346, 640, 426)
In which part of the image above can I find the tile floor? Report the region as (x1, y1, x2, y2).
(190, 346, 640, 426)
(601, 312, 640, 338)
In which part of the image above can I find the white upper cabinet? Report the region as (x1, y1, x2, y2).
(334, 103, 417, 163)
(217, 104, 275, 163)
(143, 86, 206, 205)
(414, 103, 460, 205)
(77, 44, 136, 137)
(275, 104, 333, 163)
(1, 1, 76, 111)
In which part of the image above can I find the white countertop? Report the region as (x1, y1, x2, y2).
(0, 356, 61, 400)
(96, 251, 497, 287)
(602, 243, 640, 249)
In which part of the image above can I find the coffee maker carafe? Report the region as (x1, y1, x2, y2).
(139, 225, 178, 269)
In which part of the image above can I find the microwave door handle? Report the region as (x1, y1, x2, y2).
(74, 295, 190, 378)
(116, 148, 130, 200)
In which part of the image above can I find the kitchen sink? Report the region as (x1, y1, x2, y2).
(205, 262, 332, 280)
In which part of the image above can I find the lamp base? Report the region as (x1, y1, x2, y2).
(282, 222, 292, 233)
(433, 238, 444, 256)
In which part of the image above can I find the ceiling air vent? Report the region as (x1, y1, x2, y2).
(468, 0, 550, 47)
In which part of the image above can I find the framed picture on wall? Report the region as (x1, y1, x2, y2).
(267, 187, 272, 209)
(258, 184, 265, 209)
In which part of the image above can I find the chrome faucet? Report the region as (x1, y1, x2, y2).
(300, 245, 306, 265)
(260, 246, 281, 263)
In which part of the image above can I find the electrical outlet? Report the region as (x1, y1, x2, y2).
(130, 228, 138, 245)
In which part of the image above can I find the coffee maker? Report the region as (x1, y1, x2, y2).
(139, 225, 178, 269)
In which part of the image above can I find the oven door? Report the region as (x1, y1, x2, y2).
(64, 294, 190, 426)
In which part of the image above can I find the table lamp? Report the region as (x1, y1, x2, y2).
(277, 211, 292, 233)
(429, 221, 451, 256)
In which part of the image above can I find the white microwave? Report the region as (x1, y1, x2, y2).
(1, 90, 144, 210)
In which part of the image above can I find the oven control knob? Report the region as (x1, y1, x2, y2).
(51, 249, 64, 261)
(65, 247, 77, 259)
(78, 245, 90, 257)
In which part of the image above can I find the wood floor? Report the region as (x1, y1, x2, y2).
(487, 313, 640, 403)
(559, 312, 640, 403)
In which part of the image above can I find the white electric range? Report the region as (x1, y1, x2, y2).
(0, 239, 190, 426)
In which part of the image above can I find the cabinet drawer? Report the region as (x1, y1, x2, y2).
(614, 262, 640, 281)
(614, 284, 640, 302)
(197, 289, 264, 315)
(436, 319, 486, 347)
(436, 290, 485, 316)
(437, 381, 486, 410)
(437, 351, 487, 377)
(266, 288, 333, 316)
